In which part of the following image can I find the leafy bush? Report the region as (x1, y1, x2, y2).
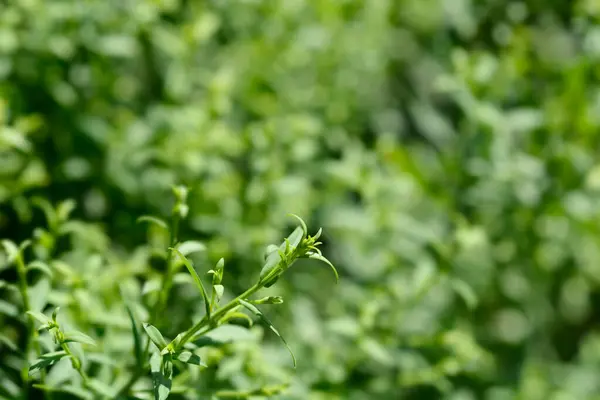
(3, 0, 600, 399)
(1, 188, 337, 400)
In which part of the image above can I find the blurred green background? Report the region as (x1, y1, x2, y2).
(3, 0, 600, 399)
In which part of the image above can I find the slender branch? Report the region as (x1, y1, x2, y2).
(15, 251, 46, 396)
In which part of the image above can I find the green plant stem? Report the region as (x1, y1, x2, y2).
(15, 253, 46, 397)
(118, 212, 181, 397)
(118, 214, 289, 397)
(117, 281, 265, 397)
(173, 283, 262, 350)
(59, 341, 89, 387)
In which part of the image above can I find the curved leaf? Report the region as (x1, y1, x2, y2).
(176, 241, 206, 256)
(171, 248, 210, 318)
(63, 331, 97, 346)
(143, 323, 168, 350)
(308, 253, 339, 283)
(239, 299, 296, 368)
(137, 216, 169, 230)
(27, 261, 53, 278)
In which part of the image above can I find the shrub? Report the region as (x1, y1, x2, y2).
(1, 188, 337, 399)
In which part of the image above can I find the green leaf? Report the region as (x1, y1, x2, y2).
(171, 248, 210, 318)
(175, 351, 206, 366)
(142, 279, 161, 295)
(56, 199, 76, 222)
(251, 296, 284, 305)
(208, 258, 225, 284)
(238, 299, 296, 368)
(177, 241, 206, 256)
(27, 310, 52, 325)
(213, 284, 224, 303)
(125, 304, 143, 365)
(143, 323, 168, 350)
(63, 331, 97, 346)
(194, 325, 255, 347)
(0, 280, 18, 293)
(29, 350, 69, 373)
(451, 278, 478, 310)
(0, 333, 18, 351)
(150, 352, 172, 400)
(31, 197, 58, 230)
(259, 226, 305, 287)
(0, 374, 21, 397)
(0, 300, 19, 317)
(263, 244, 279, 260)
(27, 261, 53, 278)
(28, 277, 51, 312)
(137, 215, 169, 230)
(1, 240, 19, 263)
(307, 253, 339, 283)
(173, 272, 195, 286)
(217, 311, 254, 328)
(287, 213, 308, 235)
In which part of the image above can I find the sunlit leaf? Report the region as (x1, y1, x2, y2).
(125, 304, 143, 365)
(27, 310, 51, 325)
(239, 299, 296, 367)
(143, 323, 168, 350)
(171, 248, 210, 318)
(177, 241, 206, 256)
(175, 351, 206, 366)
(27, 261, 53, 278)
(29, 350, 69, 373)
(307, 253, 339, 283)
(63, 331, 97, 346)
(137, 216, 169, 230)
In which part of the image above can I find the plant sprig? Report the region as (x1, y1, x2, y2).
(128, 197, 337, 399)
(9, 187, 337, 400)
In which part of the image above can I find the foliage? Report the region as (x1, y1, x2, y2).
(2, 0, 600, 399)
(0, 188, 337, 400)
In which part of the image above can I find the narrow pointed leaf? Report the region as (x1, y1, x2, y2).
(287, 213, 308, 235)
(29, 350, 69, 373)
(177, 241, 206, 256)
(239, 299, 296, 367)
(451, 278, 478, 310)
(143, 323, 168, 350)
(27, 311, 52, 325)
(173, 273, 195, 286)
(63, 331, 97, 346)
(1, 240, 19, 263)
(308, 253, 339, 283)
(259, 226, 305, 284)
(171, 248, 210, 318)
(56, 199, 76, 221)
(27, 261, 53, 278)
(251, 296, 284, 305)
(31, 197, 58, 230)
(219, 311, 254, 327)
(0, 300, 19, 317)
(175, 351, 206, 366)
(213, 284, 224, 303)
(0, 333, 18, 351)
(137, 216, 169, 230)
(125, 305, 143, 365)
(0, 280, 18, 293)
